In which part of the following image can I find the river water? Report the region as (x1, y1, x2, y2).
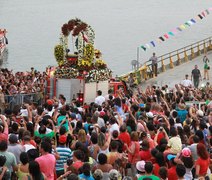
(0, 0, 211, 75)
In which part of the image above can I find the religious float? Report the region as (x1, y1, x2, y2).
(48, 18, 126, 104)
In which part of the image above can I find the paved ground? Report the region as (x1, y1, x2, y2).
(140, 51, 212, 89)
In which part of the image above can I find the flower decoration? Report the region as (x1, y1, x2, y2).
(95, 59, 107, 69)
(54, 45, 65, 66)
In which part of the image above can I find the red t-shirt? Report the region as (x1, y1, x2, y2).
(153, 163, 161, 176)
(195, 157, 210, 176)
(118, 132, 131, 149)
(168, 166, 177, 180)
(139, 150, 151, 161)
(72, 161, 84, 171)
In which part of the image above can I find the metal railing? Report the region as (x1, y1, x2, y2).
(4, 92, 44, 110)
(120, 36, 212, 83)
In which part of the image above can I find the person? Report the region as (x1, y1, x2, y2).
(176, 164, 186, 180)
(128, 73, 135, 88)
(150, 52, 158, 77)
(0, 155, 10, 179)
(138, 161, 160, 180)
(0, 87, 5, 113)
(55, 134, 72, 177)
(191, 65, 202, 88)
(7, 134, 24, 164)
(78, 163, 95, 180)
(35, 141, 56, 180)
(0, 141, 17, 178)
(203, 55, 210, 80)
(180, 74, 192, 87)
(23, 160, 46, 180)
(195, 143, 210, 178)
(16, 152, 29, 179)
(95, 90, 105, 106)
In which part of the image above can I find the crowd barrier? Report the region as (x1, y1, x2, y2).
(119, 36, 212, 84)
(4, 92, 44, 110)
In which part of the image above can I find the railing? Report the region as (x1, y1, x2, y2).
(119, 36, 212, 84)
(4, 92, 44, 110)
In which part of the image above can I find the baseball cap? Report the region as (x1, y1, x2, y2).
(136, 161, 146, 172)
(146, 112, 154, 118)
(181, 148, 191, 157)
(167, 154, 176, 161)
(9, 134, 18, 143)
(46, 99, 54, 106)
(59, 135, 67, 144)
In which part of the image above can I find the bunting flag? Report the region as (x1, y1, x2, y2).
(206, 9, 210, 15)
(140, 7, 211, 51)
(191, 19, 196, 23)
(150, 41, 155, 47)
(198, 14, 203, 19)
(177, 27, 182, 31)
(141, 45, 146, 51)
(145, 43, 150, 48)
(180, 24, 186, 29)
(168, 31, 174, 36)
(164, 34, 169, 39)
(159, 36, 165, 41)
(185, 22, 190, 26)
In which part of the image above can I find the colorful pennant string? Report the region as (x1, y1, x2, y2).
(140, 7, 211, 51)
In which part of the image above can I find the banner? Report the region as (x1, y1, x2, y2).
(140, 8, 211, 51)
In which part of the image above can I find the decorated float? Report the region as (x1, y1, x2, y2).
(48, 18, 124, 104)
(54, 18, 112, 83)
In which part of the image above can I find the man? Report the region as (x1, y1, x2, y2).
(149, 52, 158, 77)
(35, 141, 56, 180)
(181, 74, 192, 87)
(191, 65, 202, 88)
(95, 90, 105, 106)
(138, 161, 160, 180)
(55, 135, 72, 177)
(7, 134, 24, 164)
(0, 141, 17, 178)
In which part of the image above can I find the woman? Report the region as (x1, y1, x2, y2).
(97, 132, 111, 155)
(203, 55, 210, 80)
(71, 129, 89, 149)
(23, 161, 46, 180)
(88, 132, 99, 160)
(125, 131, 140, 176)
(195, 143, 210, 178)
(139, 139, 151, 161)
(17, 152, 29, 180)
(153, 152, 167, 176)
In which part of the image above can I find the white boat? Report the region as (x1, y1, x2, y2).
(0, 29, 8, 59)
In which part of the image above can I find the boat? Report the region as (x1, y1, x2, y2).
(0, 29, 8, 59)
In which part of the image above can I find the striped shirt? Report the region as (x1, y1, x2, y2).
(55, 147, 73, 171)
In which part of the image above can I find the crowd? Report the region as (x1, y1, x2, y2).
(0, 67, 47, 112)
(0, 71, 211, 180)
(0, 67, 46, 95)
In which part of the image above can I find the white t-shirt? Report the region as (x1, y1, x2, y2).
(109, 123, 119, 134)
(24, 144, 36, 152)
(181, 79, 192, 87)
(95, 96, 105, 106)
